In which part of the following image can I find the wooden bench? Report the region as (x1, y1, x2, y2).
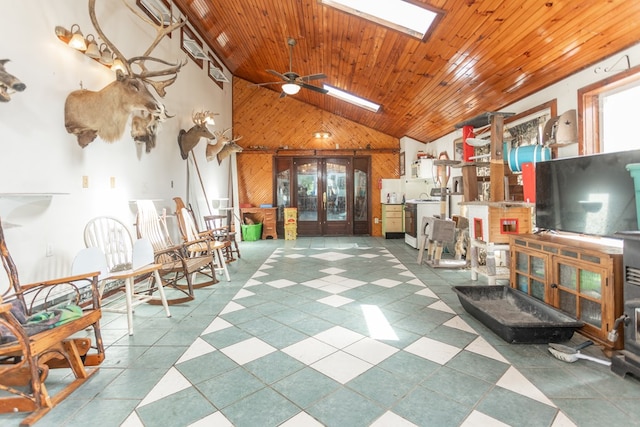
(0, 219, 105, 426)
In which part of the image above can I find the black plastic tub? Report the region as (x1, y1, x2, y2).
(453, 285, 584, 344)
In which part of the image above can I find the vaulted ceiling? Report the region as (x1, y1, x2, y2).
(173, 0, 640, 143)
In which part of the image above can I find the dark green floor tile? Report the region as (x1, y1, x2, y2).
(222, 387, 300, 427)
(307, 387, 384, 427)
(272, 367, 340, 408)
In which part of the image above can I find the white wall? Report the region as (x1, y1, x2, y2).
(0, 0, 232, 286)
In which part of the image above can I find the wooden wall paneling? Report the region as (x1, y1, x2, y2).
(237, 153, 273, 207)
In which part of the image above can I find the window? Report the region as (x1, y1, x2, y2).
(579, 64, 640, 154)
(181, 25, 205, 68)
(319, 0, 443, 41)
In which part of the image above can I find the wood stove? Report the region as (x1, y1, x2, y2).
(611, 231, 640, 379)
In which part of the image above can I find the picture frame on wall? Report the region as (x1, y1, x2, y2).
(399, 152, 405, 176)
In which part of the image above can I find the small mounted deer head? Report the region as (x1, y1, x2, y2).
(178, 110, 219, 159)
(205, 128, 243, 164)
(0, 59, 26, 102)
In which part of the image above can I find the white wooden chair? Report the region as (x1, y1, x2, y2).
(135, 200, 219, 293)
(78, 222, 171, 335)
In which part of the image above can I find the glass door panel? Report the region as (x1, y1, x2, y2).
(322, 158, 351, 235)
(296, 160, 318, 222)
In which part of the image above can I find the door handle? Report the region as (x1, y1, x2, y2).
(323, 192, 326, 209)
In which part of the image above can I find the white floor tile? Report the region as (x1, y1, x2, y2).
(177, 337, 217, 364)
(497, 366, 556, 407)
(280, 412, 325, 427)
(344, 337, 399, 364)
(317, 294, 354, 307)
(139, 367, 191, 407)
(460, 410, 511, 427)
(313, 326, 364, 349)
(371, 278, 402, 288)
(201, 317, 233, 335)
(220, 337, 276, 365)
(311, 350, 372, 384)
(188, 412, 234, 427)
(266, 278, 298, 288)
(319, 267, 346, 274)
(371, 411, 419, 427)
(404, 337, 461, 365)
(465, 336, 508, 363)
(283, 337, 338, 364)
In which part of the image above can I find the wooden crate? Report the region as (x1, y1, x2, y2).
(467, 203, 533, 244)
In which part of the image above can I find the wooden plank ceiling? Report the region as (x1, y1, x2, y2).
(173, 0, 640, 143)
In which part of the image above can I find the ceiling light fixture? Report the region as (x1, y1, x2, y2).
(313, 131, 332, 139)
(323, 84, 380, 112)
(282, 83, 301, 95)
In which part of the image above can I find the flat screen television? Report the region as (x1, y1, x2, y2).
(535, 149, 640, 238)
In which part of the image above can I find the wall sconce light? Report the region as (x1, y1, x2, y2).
(313, 131, 332, 139)
(282, 83, 301, 95)
(111, 57, 126, 73)
(98, 44, 114, 66)
(68, 24, 87, 51)
(85, 35, 101, 59)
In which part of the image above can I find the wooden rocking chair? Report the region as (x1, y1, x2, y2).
(174, 203, 231, 282)
(135, 200, 218, 295)
(0, 217, 105, 426)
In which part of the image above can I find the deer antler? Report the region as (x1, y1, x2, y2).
(192, 111, 218, 126)
(88, 0, 186, 96)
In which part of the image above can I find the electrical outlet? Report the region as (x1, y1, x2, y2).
(46, 244, 53, 257)
(374, 217, 379, 224)
(82, 175, 89, 188)
(110, 176, 116, 188)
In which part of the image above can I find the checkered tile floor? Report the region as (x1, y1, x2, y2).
(21, 237, 640, 427)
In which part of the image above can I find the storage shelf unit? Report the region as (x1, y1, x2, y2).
(240, 207, 277, 239)
(509, 233, 624, 350)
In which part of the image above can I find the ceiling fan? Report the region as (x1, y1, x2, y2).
(251, 37, 328, 98)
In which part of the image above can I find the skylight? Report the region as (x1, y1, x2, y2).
(319, 0, 441, 40)
(323, 84, 381, 113)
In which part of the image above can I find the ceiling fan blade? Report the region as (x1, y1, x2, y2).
(300, 83, 329, 94)
(249, 81, 284, 87)
(300, 73, 327, 82)
(266, 69, 287, 80)
(279, 91, 287, 99)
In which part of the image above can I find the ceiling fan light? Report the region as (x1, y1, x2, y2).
(282, 83, 301, 95)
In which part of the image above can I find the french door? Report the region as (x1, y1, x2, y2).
(275, 156, 370, 236)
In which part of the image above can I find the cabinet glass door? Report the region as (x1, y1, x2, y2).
(554, 261, 603, 328)
(513, 251, 546, 301)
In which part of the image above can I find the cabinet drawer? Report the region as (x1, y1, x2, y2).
(386, 219, 403, 232)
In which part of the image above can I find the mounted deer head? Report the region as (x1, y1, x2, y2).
(205, 128, 243, 164)
(177, 110, 219, 159)
(132, 107, 173, 153)
(64, 0, 186, 149)
(0, 59, 26, 102)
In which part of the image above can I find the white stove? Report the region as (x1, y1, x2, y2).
(404, 199, 442, 248)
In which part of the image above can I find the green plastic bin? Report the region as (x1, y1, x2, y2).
(241, 223, 262, 241)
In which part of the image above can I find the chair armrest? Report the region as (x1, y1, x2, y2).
(16, 271, 102, 314)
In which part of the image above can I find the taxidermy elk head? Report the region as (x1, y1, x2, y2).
(0, 59, 26, 102)
(177, 111, 218, 159)
(205, 128, 243, 165)
(64, 0, 185, 150)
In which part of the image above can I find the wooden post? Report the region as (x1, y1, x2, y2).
(489, 114, 505, 202)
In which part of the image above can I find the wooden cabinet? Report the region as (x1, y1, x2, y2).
(510, 233, 624, 350)
(240, 207, 278, 239)
(381, 204, 404, 238)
